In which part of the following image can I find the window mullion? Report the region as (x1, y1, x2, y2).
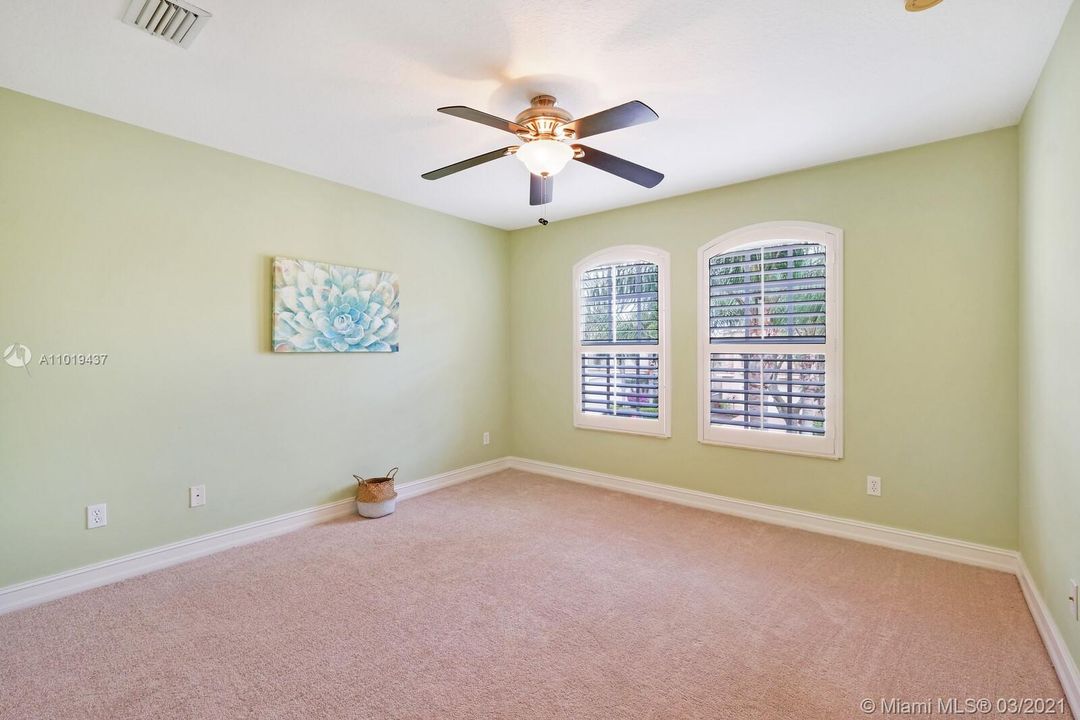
(758, 254, 765, 430)
(709, 343, 824, 354)
(588, 344, 657, 354)
(608, 265, 615, 345)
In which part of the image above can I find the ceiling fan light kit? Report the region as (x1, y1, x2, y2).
(422, 94, 664, 206)
(514, 139, 574, 177)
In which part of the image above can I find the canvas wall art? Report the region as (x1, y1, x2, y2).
(273, 257, 399, 353)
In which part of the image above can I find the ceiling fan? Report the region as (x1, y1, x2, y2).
(421, 95, 664, 206)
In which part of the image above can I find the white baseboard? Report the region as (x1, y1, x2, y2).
(395, 457, 508, 500)
(4, 452, 1076, 716)
(1018, 558, 1080, 715)
(506, 457, 1018, 572)
(0, 457, 509, 616)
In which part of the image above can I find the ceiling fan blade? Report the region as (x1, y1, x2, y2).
(530, 174, 553, 206)
(421, 147, 515, 180)
(563, 101, 658, 140)
(437, 106, 530, 136)
(573, 145, 664, 188)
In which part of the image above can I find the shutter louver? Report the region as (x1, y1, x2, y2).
(709, 353, 826, 435)
(581, 353, 660, 419)
(709, 243, 826, 344)
(580, 262, 659, 346)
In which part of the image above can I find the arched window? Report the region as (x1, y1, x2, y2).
(698, 222, 843, 458)
(573, 246, 671, 437)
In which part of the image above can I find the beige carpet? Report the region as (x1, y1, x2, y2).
(0, 470, 1069, 720)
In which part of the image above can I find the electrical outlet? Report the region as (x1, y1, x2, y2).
(1069, 580, 1078, 621)
(482, 431, 490, 446)
(189, 484, 206, 508)
(86, 503, 107, 529)
(866, 476, 882, 497)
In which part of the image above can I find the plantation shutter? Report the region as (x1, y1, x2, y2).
(577, 260, 663, 423)
(707, 242, 828, 437)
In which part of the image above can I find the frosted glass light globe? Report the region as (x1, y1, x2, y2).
(516, 139, 574, 177)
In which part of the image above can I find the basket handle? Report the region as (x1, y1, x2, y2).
(354, 468, 398, 485)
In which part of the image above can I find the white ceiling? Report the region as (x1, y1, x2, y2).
(0, 0, 1072, 230)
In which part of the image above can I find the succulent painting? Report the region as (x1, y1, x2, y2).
(273, 257, 399, 353)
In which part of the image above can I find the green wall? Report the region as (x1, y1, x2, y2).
(0, 88, 511, 587)
(0, 81, 1048, 591)
(509, 129, 1020, 549)
(1019, 0, 1080, 667)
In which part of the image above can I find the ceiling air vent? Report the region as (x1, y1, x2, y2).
(122, 0, 211, 48)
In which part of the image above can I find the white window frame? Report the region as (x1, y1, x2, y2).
(697, 222, 843, 459)
(572, 245, 671, 438)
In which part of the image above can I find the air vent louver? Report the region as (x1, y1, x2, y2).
(122, 0, 211, 48)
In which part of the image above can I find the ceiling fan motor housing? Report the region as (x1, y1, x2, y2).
(514, 95, 576, 140)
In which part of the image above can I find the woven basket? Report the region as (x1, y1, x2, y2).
(354, 468, 398, 517)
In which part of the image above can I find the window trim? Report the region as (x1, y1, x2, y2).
(697, 222, 844, 459)
(572, 245, 671, 438)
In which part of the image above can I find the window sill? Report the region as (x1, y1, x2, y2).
(574, 419, 671, 439)
(697, 436, 842, 460)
